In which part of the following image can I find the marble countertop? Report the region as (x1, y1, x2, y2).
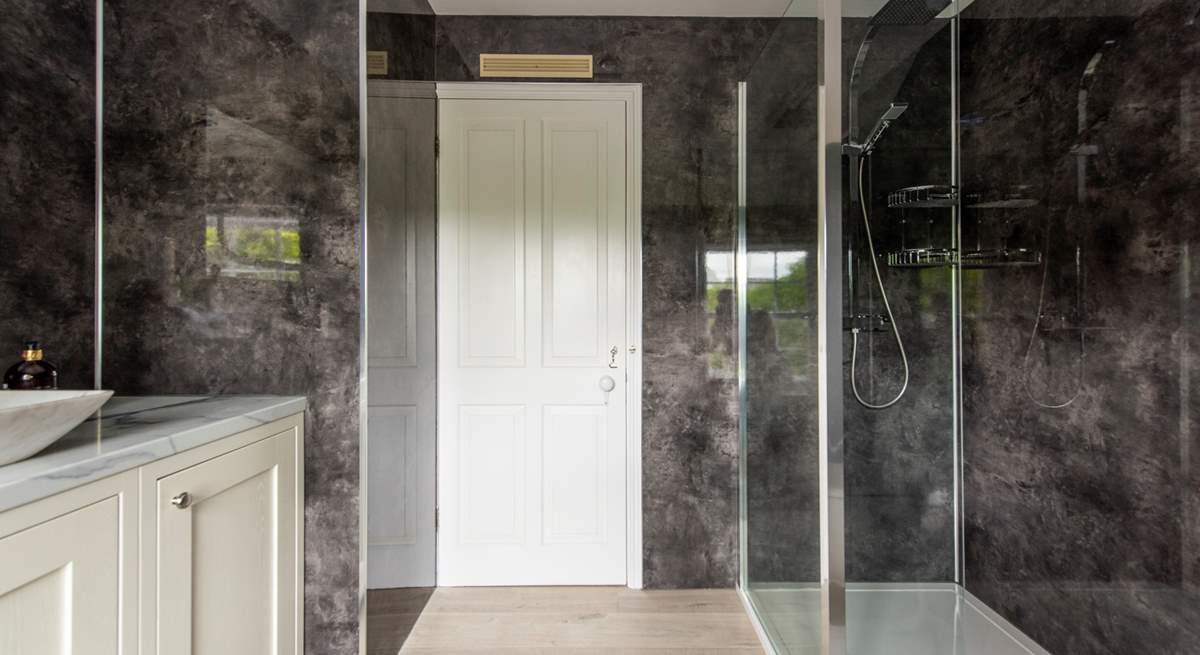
(0, 395, 306, 513)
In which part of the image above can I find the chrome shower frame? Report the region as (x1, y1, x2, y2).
(815, 3, 847, 652)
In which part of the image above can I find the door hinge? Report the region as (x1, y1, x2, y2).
(434, 507, 439, 530)
(434, 136, 440, 159)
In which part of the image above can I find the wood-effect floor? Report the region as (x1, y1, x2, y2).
(368, 586, 765, 654)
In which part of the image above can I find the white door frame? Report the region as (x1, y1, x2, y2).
(435, 82, 644, 589)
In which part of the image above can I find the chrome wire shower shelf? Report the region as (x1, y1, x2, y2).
(886, 248, 1043, 269)
(887, 248, 956, 268)
(887, 185, 958, 208)
(960, 248, 1042, 268)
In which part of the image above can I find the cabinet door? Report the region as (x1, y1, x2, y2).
(0, 498, 120, 655)
(156, 431, 298, 655)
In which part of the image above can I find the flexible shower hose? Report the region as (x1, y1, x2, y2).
(1021, 222, 1083, 409)
(851, 157, 910, 409)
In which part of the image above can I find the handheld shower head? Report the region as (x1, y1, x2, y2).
(878, 102, 910, 122)
(854, 102, 909, 156)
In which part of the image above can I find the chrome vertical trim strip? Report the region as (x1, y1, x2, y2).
(94, 0, 104, 391)
(735, 80, 753, 600)
(358, 0, 369, 652)
(949, 2, 966, 587)
(736, 81, 750, 594)
(817, 1, 846, 653)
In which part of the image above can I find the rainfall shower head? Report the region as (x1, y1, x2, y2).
(869, 0, 953, 26)
(849, 0, 948, 140)
(853, 103, 909, 156)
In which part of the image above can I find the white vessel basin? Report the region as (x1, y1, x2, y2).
(0, 390, 114, 466)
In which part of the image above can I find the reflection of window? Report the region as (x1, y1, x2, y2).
(705, 251, 735, 307)
(705, 249, 812, 380)
(205, 208, 301, 282)
(704, 251, 736, 378)
(746, 250, 807, 313)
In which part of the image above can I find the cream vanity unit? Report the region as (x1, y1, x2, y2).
(0, 396, 305, 655)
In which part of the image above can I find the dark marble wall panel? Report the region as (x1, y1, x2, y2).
(961, 1, 1200, 652)
(843, 19, 957, 583)
(0, 0, 95, 388)
(434, 15, 775, 588)
(367, 6, 435, 81)
(102, 0, 361, 651)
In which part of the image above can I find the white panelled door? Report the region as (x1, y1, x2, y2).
(438, 95, 629, 586)
(367, 84, 438, 589)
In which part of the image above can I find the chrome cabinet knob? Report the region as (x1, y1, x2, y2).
(171, 492, 192, 509)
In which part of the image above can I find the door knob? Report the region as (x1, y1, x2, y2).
(600, 375, 616, 405)
(171, 492, 192, 509)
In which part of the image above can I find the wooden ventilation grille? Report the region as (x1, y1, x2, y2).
(479, 54, 594, 79)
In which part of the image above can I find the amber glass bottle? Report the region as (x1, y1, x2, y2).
(3, 341, 59, 390)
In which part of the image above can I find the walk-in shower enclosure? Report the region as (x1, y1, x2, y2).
(736, 1, 1200, 654)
